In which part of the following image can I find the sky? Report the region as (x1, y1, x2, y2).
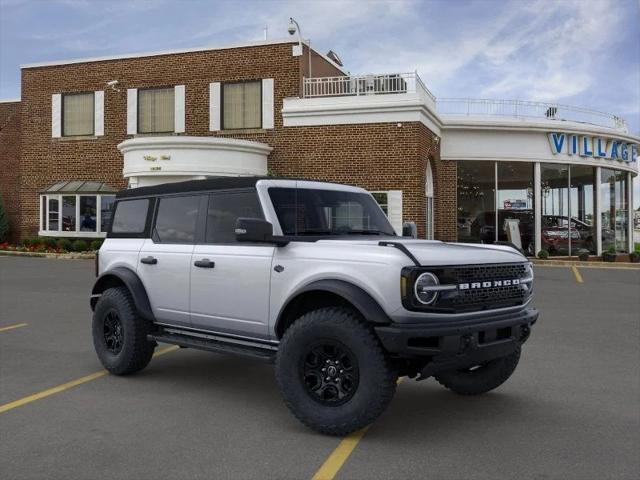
(0, 0, 639, 204)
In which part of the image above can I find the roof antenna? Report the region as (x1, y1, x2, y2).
(263, 25, 268, 40)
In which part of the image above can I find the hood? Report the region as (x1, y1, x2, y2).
(315, 238, 527, 266)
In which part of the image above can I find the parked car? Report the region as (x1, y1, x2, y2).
(90, 177, 538, 435)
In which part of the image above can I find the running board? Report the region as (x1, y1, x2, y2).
(148, 332, 276, 363)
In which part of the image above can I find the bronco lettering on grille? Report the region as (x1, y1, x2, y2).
(459, 279, 520, 290)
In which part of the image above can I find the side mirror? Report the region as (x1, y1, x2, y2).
(402, 221, 417, 238)
(235, 218, 288, 246)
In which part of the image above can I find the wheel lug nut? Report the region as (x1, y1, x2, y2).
(340, 369, 344, 373)
(326, 377, 330, 381)
(322, 368, 326, 372)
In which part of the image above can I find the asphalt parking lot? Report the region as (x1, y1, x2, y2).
(1, 257, 638, 480)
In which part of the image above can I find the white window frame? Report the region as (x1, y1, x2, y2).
(39, 193, 115, 238)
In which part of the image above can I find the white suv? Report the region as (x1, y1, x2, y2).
(91, 177, 538, 435)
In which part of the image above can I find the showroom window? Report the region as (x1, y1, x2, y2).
(39, 181, 117, 237)
(222, 81, 261, 129)
(601, 168, 629, 253)
(457, 161, 496, 244)
(62, 92, 94, 136)
(497, 162, 535, 254)
(138, 87, 175, 133)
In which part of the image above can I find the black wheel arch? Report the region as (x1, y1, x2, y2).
(91, 267, 155, 322)
(274, 279, 391, 338)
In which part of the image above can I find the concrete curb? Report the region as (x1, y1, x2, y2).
(532, 259, 640, 269)
(0, 250, 95, 260)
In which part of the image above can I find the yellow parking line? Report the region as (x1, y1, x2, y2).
(311, 377, 405, 480)
(0, 345, 178, 414)
(571, 266, 584, 283)
(0, 323, 28, 333)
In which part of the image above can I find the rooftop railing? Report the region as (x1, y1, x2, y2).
(301, 74, 628, 132)
(303, 72, 436, 102)
(436, 98, 628, 132)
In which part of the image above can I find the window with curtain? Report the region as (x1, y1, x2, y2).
(138, 88, 175, 133)
(63, 92, 94, 136)
(222, 81, 261, 129)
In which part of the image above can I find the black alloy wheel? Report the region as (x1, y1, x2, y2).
(302, 341, 359, 406)
(103, 309, 124, 354)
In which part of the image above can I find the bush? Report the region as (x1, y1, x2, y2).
(630, 251, 640, 263)
(57, 238, 73, 251)
(537, 249, 549, 259)
(89, 239, 103, 251)
(21, 237, 34, 247)
(71, 239, 88, 252)
(577, 249, 590, 262)
(41, 237, 58, 249)
(0, 195, 9, 243)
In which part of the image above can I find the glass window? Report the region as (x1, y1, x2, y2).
(206, 191, 264, 244)
(541, 164, 570, 256)
(63, 92, 94, 136)
(497, 162, 535, 254)
(62, 196, 76, 232)
(101, 196, 116, 232)
(268, 187, 395, 236)
(79, 196, 97, 232)
(601, 169, 629, 253)
(41, 196, 46, 231)
(154, 196, 200, 243)
(570, 166, 596, 254)
(138, 88, 175, 133)
(457, 161, 495, 243)
(370, 192, 389, 214)
(48, 197, 59, 231)
(111, 199, 149, 234)
(223, 81, 261, 129)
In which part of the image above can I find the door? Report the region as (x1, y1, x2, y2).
(190, 190, 274, 339)
(137, 194, 202, 327)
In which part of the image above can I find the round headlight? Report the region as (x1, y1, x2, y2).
(414, 272, 440, 305)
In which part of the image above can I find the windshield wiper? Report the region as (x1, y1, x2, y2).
(343, 229, 391, 235)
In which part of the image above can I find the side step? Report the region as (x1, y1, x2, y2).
(148, 331, 276, 363)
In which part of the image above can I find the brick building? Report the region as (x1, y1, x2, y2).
(1, 38, 638, 255)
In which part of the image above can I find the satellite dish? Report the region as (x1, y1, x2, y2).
(326, 50, 343, 67)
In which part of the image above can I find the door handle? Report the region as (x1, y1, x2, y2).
(140, 256, 158, 265)
(194, 259, 215, 269)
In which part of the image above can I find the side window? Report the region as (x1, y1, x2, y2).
(154, 195, 201, 244)
(111, 199, 149, 234)
(206, 191, 263, 244)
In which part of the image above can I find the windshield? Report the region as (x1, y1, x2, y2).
(268, 187, 396, 236)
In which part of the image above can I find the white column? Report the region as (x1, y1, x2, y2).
(595, 167, 602, 255)
(387, 190, 403, 235)
(534, 162, 541, 255)
(628, 171, 634, 253)
(262, 78, 274, 129)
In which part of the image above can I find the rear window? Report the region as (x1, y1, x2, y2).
(153, 195, 201, 243)
(111, 199, 150, 234)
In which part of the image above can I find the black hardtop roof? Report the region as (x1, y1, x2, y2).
(115, 176, 344, 199)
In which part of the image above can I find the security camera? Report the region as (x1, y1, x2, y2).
(106, 80, 118, 87)
(288, 18, 297, 35)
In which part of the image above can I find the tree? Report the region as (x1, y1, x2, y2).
(0, 194, 9, 242)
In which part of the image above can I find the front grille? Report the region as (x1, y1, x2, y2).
(431, 263, 531, 313)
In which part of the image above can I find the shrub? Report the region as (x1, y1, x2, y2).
(630, 251, 640, 263)
(606, 245, 616, 254)
(42, 237, 58, 249)
(537, 249, 549, 259)
(0, 195, 9, 243)
(21, 237, 34, 247)
(577, 249, 590, 262)
(71, 239, 88, 252)
(57, 238, 73, 251)
(89, 239, 103, 251)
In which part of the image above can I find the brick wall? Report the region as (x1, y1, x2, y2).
(13, 40, 450, 240)
(0, 101, 21, 241)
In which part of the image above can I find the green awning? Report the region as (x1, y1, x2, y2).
(41, 181, 118, 194)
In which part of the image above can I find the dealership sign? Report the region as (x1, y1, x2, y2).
(548, 133, 638, 163)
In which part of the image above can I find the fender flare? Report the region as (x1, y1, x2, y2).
(90, 267, 155, 322)
(275, 279, 391, 337)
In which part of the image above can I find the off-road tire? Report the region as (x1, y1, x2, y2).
(275, 307, 397, 436)
(92, 286, 155, 375)
(434, 347, 521, 395)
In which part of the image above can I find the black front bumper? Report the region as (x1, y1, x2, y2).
(375, 307, 538, 378)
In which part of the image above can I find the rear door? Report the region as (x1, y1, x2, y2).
(190, 190, 274, 339)
(137, 194, 204, 327)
